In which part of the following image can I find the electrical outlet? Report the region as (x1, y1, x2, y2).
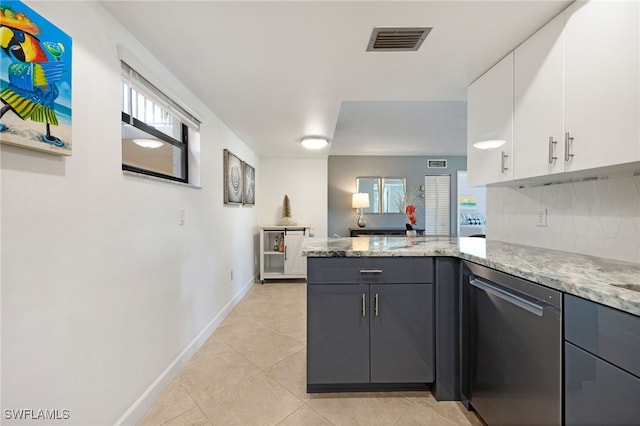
(536, 208, 547, 227)
(179, 208, 185, 225)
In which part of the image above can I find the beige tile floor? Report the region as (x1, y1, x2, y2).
(137, 282, 484, 426)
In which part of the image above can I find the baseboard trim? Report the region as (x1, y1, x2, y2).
(115, 275, 256, 425)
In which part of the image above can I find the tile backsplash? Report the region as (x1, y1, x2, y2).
(487, 174, 640, 263)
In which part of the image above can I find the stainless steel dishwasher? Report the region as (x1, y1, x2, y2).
(460, 261, 562, 426)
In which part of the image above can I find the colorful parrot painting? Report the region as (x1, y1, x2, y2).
(0, 2, 71, 152)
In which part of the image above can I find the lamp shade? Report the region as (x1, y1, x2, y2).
(352, 193, 370, 209)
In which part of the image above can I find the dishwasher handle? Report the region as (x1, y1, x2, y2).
(470, 277, 544, 317)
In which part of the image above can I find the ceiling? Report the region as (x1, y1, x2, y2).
(100, 1, 572, 159)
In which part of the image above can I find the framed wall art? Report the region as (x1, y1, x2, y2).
(0, 1, 73, 155)
(223, 149, 243, 205)
(243, 161, 255, 206)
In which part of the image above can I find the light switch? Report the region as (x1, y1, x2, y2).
(179, 208, 185, 225)
(536, 208, 547, 227)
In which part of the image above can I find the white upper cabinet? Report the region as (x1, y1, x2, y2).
(472, 1, 639, 186)
(467, 52, 514, 186)
(514, 13, 565, 180)
(564, 0, 639, 172)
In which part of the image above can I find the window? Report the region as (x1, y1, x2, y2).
(120, 61, 200, 183)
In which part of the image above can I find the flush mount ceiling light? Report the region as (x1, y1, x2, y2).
(132, 138, 163, 149)
(472, 139, 507, 150)
(300, 136, 329, 150)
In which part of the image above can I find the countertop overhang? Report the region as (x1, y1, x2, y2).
(301, 236, 640, 316)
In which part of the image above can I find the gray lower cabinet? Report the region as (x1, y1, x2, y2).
(307, 284, 370, 384)
(307, 257, 434, 390)
(564, 294, 640, 425)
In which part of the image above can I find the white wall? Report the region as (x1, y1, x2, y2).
(258, 158, 328, 238)
(1, 2, 258, 424)
(487, 174, 640, 263)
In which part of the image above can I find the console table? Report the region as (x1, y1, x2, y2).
(349, 228, 425, 237)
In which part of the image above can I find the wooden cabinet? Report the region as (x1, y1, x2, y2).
(467, 52, 514, 186)
(259, 226, 309, 283)
(512, 1, 639, 182)
(564, 294, 640, 425)
(307, 257, 434, 391)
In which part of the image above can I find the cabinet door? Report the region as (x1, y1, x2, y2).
(284, 230, 306, 276)
(514, 12, 565, 180)
(467, 52, 514, 186)
(369, 284, 434, 383)
(564, 1, 640, 172)
(565, 342, 640, 425)
(307, 284, 370, 384)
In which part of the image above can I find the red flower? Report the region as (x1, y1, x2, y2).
(405, 204, 417, 225)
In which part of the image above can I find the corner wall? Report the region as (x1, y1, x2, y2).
(258, 158, 328, 238)
(1, 2, 258, 424)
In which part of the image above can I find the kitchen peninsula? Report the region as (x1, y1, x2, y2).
(302, 236, 640, 315)
(302, 236, 640, 424)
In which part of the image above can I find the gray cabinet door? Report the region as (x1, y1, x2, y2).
(370, 284, 434, 383)
(307, 284, 370, 384)
(565, 342, 640, 425)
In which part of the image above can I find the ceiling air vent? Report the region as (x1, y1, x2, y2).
(366, 27, 432, 52)
(427, 159, 447, 169)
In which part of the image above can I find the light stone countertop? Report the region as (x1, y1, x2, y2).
(301, 236, 640, 316)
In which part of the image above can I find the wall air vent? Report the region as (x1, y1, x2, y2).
(427, 159, 447, 168)
(366, 27, 432, 51)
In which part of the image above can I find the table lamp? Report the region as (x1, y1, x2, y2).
(352, 193, 370, 228)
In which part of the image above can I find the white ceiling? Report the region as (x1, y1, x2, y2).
(100, 0, 572, 159)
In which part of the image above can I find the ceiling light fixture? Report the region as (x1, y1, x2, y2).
(300, 136, 329, 150)
(132, 138, 163, 149)
(472, 139, 506, 150)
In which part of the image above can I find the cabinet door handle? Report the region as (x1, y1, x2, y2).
(362, 293, 366, 317)
(374, 293, 379, 317)
(359, 269, 383, 274)
(284, 246, 287, 261)
(501, 151, 509, 173)
(565, 132, 575, 161)
(548, 137, 558, 164)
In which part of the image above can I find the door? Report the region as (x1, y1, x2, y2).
(307, 284, 370, 384)
(369, 284, 434, 383)
(424, 175, 450, 236)
(565, 342, 640, 425)
(564, 1, 640, 171)
(514, 12, 565, 179)
(467, 52, 514, 186)
(284, 230, 306, 275)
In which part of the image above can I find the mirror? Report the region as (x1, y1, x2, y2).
(356, 177, 380, 214)
(356, 177, 406, 214)
(382, 178, 406, 213)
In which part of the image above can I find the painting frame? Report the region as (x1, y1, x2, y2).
(0, 1, 73, 156)
(223, 149, 243, 205)
(243, 161, 255, 206)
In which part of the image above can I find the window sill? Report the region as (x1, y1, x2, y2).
(123, 170, 202, 189)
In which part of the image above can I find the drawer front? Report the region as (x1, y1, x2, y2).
(565, 294, 640, 377)
(565, 342, 640, 425)
(307, 257, 433, 284)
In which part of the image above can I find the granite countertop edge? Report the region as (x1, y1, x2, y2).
(301, 237, 640, 317)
